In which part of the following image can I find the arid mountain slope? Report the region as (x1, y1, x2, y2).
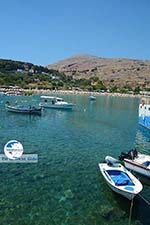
(48, 55, 150, 88)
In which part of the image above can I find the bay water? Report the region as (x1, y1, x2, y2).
(0, 94, 149, 225)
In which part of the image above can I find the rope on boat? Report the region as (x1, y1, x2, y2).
(128, 198, 134, 225)
(138, 194, 150, 205)
(128, 195, 150, 225)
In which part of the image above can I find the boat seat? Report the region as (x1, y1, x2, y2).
(115, 176, 129, 186)
(108, 171, 134, 186)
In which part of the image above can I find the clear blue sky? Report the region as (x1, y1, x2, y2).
(0, 0, 150, 65)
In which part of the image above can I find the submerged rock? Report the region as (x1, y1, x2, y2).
(133, 221, 143, 225)
(100, 205, 114, 220)
(59, 189, 74, 203)
(59, 196, 66, 203)
(33, 174, 46, 180)
(64, 189, 74, 199)
(99, 205, 125, 221)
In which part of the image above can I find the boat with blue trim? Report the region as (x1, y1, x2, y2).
(139, 97, 150, 130)
(99, 156, 143, 200)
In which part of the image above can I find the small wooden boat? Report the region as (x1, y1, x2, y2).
(99, 156, 143, 200)
(119, 149, 150, 178)
(5, 103, 42, 115)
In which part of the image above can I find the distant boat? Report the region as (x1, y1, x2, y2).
(89, 95, 96, 100)
(99, 156, 143, 200)
(4, 91, 23, 96)
(139, 97, 150, 130)
(39, 96, 75, 110)
(5, 103, 42, 115)
(119, 149, 150, 178)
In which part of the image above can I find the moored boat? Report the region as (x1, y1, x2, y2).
(139, 97, 150, 130)
(5, 103, 42, 115)
(119, 149, 150, 178)
(89, 95, 96, 100)
(99, 156, 143, 200)
(39, 96, 75, 110)
(4, 91, 23, 96)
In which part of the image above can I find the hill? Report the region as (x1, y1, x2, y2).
(0, 59, 67, 90)
(0, 58, 50, 74)
(47, 55, 150, 91)
(1, 56, 150, 94)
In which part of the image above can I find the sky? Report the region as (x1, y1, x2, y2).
(0, 0, 150, 66)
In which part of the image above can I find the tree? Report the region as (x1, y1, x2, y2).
(134, 86, 141, 94)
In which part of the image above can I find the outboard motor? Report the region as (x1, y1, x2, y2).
(119, 149, 138, 161)
(128, 149, 138, 160)
(118, 152, 129, 161)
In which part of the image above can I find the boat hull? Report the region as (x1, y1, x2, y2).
(139, 116, 150, 130)
(106, 179, 135, 200)
(40, 103, 74, 110)
(6, 105, 42, 115)
(124, 160, 150, 178)
(139, 101, 150, 130)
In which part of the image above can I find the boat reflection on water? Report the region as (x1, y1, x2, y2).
(135, 127, 150, 152)
(138, 126, 150, 139)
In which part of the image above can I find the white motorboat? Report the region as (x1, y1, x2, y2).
(99, 156, 143, 200)
(89, 95, 96, 100)
(119, 149, 150, 178)
(39, 96, 75, 110)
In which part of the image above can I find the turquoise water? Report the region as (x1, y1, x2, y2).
(0, 94, 149, 225)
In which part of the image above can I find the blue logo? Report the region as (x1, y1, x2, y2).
(4, 140, 24, 160)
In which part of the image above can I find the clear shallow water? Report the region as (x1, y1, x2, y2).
(0, 94, 149, 225)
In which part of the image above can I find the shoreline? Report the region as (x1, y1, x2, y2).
(33, 89, 141, 98)
(0, 87, 142, 98)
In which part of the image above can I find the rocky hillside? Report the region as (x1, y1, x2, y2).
(47, 55, 150, 89)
